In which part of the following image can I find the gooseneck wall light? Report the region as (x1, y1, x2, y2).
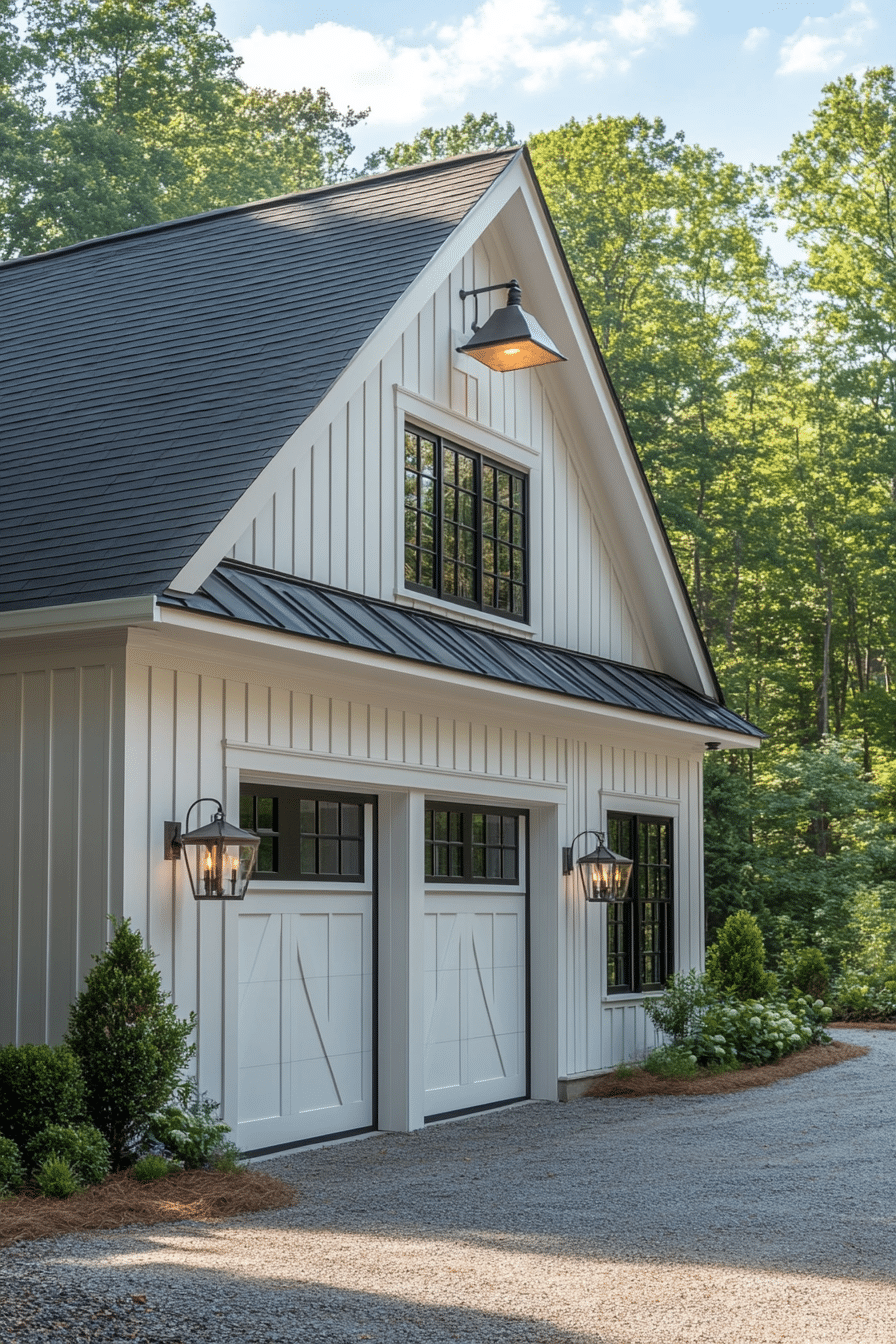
(563, 830, 633, 903)
(457, 278, 567, 372)
(164, 798, 261, 901)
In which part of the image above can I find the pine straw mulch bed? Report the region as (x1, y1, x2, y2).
(586, 1039, 869, 1100)
(0, 1168, 297, 1248)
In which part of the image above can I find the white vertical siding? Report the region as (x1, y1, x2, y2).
(227, 226, 653, 670)
(0, 649, 125, 1046)
(116, 638, 702, 1096)
(1, 629, 704, 1091)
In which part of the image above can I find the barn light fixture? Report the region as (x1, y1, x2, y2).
(562, 830, 633, 904)
(164, 798, 260, 901)
(457, 278, 566, 372)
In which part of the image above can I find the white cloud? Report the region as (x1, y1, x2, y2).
(234, 0, 697, 126)
(777, 2, 875, 76)
(606, 0, 695, 46)
(742, 26, 770, 53)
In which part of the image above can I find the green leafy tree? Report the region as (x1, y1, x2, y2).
(750, 738, 896, 965)
(362, 111, 515, 174)
(66, 917, 195, 1167)
(15, 0, 364, 250)
(0, 0, 46, 257)
(703, 751, 755, 937)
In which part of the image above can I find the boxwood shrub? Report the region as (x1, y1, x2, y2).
(0, 1044, 86, 1152)
(28, 1124, 110, 1186)
(0, 1136, 26, 1195)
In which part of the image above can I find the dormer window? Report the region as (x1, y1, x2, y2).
(404, 426, 528, 621)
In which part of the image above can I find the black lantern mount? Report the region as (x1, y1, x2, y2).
(164, 798, 261, 901)
(457, 278, 566, 373)
(562, 829, 633, 904)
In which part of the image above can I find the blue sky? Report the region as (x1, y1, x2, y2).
(211, 0, 891, 168)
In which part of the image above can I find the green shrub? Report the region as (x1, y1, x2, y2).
(706, 910, 777, 1000)
(0, 1044, 86, 1153)
(148, 1084, 231, 1169)
(209, 1143, 246, 1174)
(65, 917, 196, 1168)
(693, 994, 831, 1067)
(28, 1124, 110, 1186)
(643, 1044, 699, 1078)
(830, 966, 896, 1020)
(34, 1155, 80, 1199)
(132, 1154, 179, 1183)
(792, 947, 830, 1001)
(643, 969, 714, 1042)
(0, 1137, 26, 1195)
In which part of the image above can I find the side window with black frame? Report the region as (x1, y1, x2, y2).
(404, 426, 527, 621)
(606, 812, 673, 993)
(240, 786, 370, 882)
(424, 803, 521, 883)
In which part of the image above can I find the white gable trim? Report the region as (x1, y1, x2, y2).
(168, 155, 527, 598)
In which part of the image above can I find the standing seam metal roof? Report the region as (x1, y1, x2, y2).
(161, 563, 762, 738)
(0, 150, 518, 613)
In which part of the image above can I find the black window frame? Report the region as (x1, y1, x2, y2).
(239, 785, 374, 883)
(424, 802, 524, 885)
(605, 812, 674, 994)
(404, 424, 528, 623)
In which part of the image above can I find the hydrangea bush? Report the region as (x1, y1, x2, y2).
(644, 970, 832, 1070)
(148, 1083, 232, 1168)
(692, 994, 832, 1067)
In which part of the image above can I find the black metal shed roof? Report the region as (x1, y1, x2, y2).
(161, 563, 762, 738)
(0, 150, 517, 613)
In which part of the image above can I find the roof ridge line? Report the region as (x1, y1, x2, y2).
(0, 147, 523, 272)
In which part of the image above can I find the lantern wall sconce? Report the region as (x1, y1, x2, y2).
(562, 830, 634, 903)
(457, 278, 567, 372)
(164, 797, 261, 901)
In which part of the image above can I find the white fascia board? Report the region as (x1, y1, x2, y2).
(155, 605, 759, 753)
(495, 170, 718, 700)
(0, 594, 158, 639)
(167, 153, 530, 598)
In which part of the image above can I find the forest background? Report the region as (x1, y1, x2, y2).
(4, 0, 896, 999)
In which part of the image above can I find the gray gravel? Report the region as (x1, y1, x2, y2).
(1, 1027, 894, 1343)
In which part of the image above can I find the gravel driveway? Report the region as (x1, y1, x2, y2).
(1, 1027, 893, 1344)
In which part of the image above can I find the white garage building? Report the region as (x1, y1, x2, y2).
(0, 148, 760, 1153)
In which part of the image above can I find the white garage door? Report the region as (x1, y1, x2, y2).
(423, 806, 527, 1119)
(236, 792, 375, 1154)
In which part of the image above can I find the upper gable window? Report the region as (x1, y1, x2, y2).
(404, 426, 527, 622)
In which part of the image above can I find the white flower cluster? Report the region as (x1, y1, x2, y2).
(693, 994, 832, 1067)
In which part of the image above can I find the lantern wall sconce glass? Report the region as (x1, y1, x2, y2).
(562, 830, 633, 903)
(457, 278, 567, 372)
(164, 798, 261, 901)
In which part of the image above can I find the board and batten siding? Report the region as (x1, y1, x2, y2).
(121, 635, 703, 1098)
(0, 642, 125, 1047)
(227, 230, 655, 671)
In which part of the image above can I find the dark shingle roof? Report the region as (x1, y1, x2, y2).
(161, 563, 762, 738)
(0, 151, 517, 613)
